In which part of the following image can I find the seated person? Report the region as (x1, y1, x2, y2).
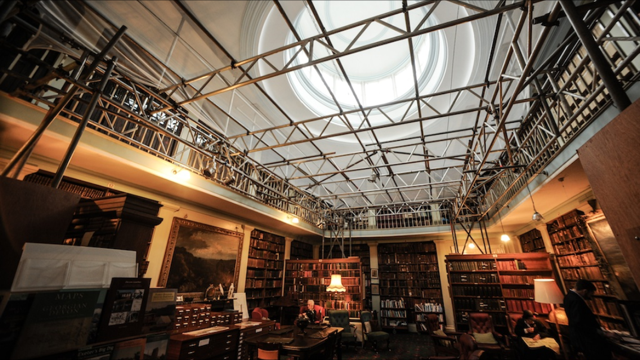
(515, 310, 549, 339)
(300, 299, 324, 323)
(515, 310, 558, 360)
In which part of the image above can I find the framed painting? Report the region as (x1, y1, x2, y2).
(158, 218, 243, 294)
(371, 268, 378, 279)
(371, 284, 379, 295)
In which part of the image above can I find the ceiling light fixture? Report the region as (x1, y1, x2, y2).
(526, 183, 543, 222)
(498, 210, 510, 242)
(368, 171, 379, 183)
(172, 167, 190, 181)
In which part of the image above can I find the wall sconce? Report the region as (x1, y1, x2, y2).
(172, 167, 190, 181)
(292, 217, 299, 224)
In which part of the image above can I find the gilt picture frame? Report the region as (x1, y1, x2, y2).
(158, 218, 243, 294)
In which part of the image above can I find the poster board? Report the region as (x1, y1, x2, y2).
(233, 293, 248, 319)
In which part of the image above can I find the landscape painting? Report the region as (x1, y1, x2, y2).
(158, 218, 242, 294)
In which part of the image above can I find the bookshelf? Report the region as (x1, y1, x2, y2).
(290, 240, 313, 260)
(283, 258, 363, 318)
(445, 253, 554, 332)
(547, 209, 627, 331)
(322, 243, 372, 310)
(245, 229, 285, 310)
(518, 228, 546, 253)
(24, 170, 122, 199)
(378, 241, 443, 332)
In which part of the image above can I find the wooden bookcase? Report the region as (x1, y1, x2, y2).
(245, 229, 285, 310)
(290, 240, 313, 260)
(445, 253, 554, 332)
(283, 258, 363, 318)
(547, 209, 627, 331)
(518, 228, 546, 253)
(322, 243, 371, 310)
(378, 241, 443, 332)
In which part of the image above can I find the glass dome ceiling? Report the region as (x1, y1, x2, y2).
(284, 1, 447, 126)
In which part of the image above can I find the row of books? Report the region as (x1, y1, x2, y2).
(379, 253, 437, 264)
(286, 284, 361, 294)
(250, 230, 285, 244)
(565, 280, 614, 295)
(248, 248, 280, 260)
(247, 258, 282, 269)
(553, 239, 591, 254)
(417, 313, 444, 322)
(549, 226, 584, 243)
(586, 298, 622, 318)
(245, 278, 282, 289)
(556, 252, 597, 266)
(249, 238, 285, 253)
(24, 172, 115, 199)
(496, 259, 528, 270)
(448, 261, 497, 271)
(560, 266, 605, 281)
(324, 300, 363, 310)
(381, 309, 407, 317)
(380, 288, 438, 297)
(454, 298, 504, 311)
(287, 270, 361, 278)
(378, 242, 437, 254)
(284, 262, 360, 270)
(450, 273, 499, 283)
(414, 302, 443, 313)
(500, 274, 545, 284)
(521, 238, 545, 252)
(381, 299, 406, 309)
(502, 288, 535, 298)
(451, 285, 502, 297)
(546, 210, 581, 231)
(379, 279, 440, 288)
(379, 264, 439, 275)
(505, 299, 552, 314)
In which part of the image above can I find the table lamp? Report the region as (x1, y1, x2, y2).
(534, 278, 567, 360)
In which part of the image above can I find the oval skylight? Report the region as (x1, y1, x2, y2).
(284, 1, 447, 126)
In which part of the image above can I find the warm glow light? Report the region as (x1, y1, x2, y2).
(468, 243, 475, 249)
(292, 217, 299, 224)
(501, 234, 511, 242)
(326, 274, 346, 292)
(173, 168, 190, 181)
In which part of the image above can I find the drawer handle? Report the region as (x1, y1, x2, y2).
(187, 351, 195, 355)
(188, 343, 197, 347)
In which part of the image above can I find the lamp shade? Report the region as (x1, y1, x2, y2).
(326, 274, 346, 292)
(534, 279, 564, 304)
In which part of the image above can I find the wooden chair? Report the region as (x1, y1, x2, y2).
(467, 313, 508, 359)
(256, 342, 282, 360)
(360, 310, 390, 352)
(252, 307, 270, 321)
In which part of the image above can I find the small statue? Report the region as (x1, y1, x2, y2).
(205, 284, 215, 300)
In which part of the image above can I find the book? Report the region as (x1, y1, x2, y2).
(111, 337, 146, 360)
(143, 333, 169, 360)
(77, 343, 115, 360)
(95, 277, 151, 343)
(141, 288, 176, 334)
(10, 289, 107, 360)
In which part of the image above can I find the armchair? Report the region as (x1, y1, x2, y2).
(360, 310, 390, 353)
(421, 332, 484, 360)
(252, 307, 270, 321)
(328, 310, 357, 350)
(300, 304, 325, 323)
(506, 312, 524, 358)
(425, 313, 459, 357)
(467, 313, 508, 359)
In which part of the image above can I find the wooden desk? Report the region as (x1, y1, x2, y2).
(235, 320, 277, 360)
(245, 326, 343, 360)
(168, 326, 239, 360)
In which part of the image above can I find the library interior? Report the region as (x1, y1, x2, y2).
(1, 1, 640, 360)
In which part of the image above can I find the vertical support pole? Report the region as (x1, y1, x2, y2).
(51, 58, 118, 188)
(2, 25, 127, 177)
(559, 0, 631, 110)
